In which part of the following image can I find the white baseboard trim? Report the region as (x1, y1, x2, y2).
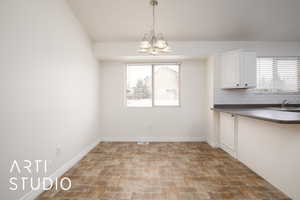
(100, 137, 205, 142)
(220, 143, 237, 159)
(207, 140, 219, 148)
(19, 139, 100, 200)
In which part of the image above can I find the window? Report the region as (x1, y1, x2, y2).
(256, 57, 300, 93)
(126, 65, 152, 107)
(126, 64, 180, 107)
(154, 65, 180, 106)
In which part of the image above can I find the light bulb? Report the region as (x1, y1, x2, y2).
(138, 48, 148, 53)
(139, 33, 151, 49)
(156, 40, 167, 49)
(162, 46, 171, 53)
(140, 41, 150, 49)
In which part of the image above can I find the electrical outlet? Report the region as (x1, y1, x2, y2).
(145, 123, 152, 129)
(55, 146, 61, 156)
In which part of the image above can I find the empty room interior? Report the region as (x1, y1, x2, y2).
(1, 0, 300, 200)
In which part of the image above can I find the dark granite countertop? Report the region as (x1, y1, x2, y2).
(213, 105, 300, 124)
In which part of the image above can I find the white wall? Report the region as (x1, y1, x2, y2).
(212, 46, 300, 105)
(94, 41, 300, 105)
(99, 60, 207, 141)
(0, 1, 101, 199)
(205, 57, 220, 147)
(213, 49, 300, 104)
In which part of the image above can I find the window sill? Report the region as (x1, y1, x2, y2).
(126, 105, 181, 108)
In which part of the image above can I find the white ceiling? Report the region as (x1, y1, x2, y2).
(67, 0, 300, 42)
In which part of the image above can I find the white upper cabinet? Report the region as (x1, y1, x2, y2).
(221, 50, 257, 89)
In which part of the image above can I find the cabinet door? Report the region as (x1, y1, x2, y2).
(242, 52, 257, 88)
(221, 52, 240, 88)
(220, 113, 237, 157)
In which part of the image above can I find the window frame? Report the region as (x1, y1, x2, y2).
(254, 56, 300, 94)
(125, 63, 181, 108)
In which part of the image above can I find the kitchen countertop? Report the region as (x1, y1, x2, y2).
(213, 105, 300, 124)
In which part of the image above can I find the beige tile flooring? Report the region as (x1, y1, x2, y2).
(37, 142, 290, 200)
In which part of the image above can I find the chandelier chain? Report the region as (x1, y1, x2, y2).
(152, 1, 155, 34)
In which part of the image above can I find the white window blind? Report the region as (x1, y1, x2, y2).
(257, 57, 300, 92)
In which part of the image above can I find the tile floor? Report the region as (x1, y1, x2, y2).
(37, 142, 290, 200)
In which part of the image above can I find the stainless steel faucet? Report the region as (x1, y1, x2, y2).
(281, 99, 289, 108)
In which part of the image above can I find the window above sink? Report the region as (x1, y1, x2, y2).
(256, 57, 300, 93)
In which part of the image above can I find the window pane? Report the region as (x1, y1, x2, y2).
(277, 58, 298, 92)
(154, 65, 179, 106)
(126, 65, 152, 107)
(257, 57, 274, 90)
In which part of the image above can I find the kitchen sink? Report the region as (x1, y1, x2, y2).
(268, 107, 300, 112)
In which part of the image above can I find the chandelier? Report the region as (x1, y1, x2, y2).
(138, 0, 171, 55)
